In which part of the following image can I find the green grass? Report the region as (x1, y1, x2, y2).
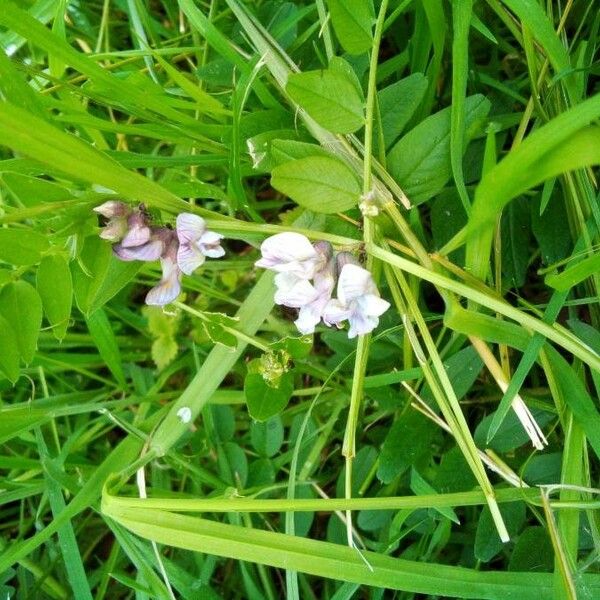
(0, 0, 600, 598)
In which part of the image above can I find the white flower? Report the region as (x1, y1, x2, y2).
(294, 261, 336, 334)
(176, 213, 225, 275)
(323, 262, 390, 338)
(255, 232, 325, 279)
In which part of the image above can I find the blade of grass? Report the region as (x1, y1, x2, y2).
(103, 504, 600, 600)
(450, 0, 473, 214)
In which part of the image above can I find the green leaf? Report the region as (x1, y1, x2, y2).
(2, 172, 71, 206)
(85, 309, 127, 387)
(36, 255, 72, 341)
(508, 527, 554, 572)
(0, 280, 42, 364)
(271, 156, 361, 213)
(250, 417, 284, 458)
(387, 94, 490, 205)
(72, 236, 141, 317)
(286, 60, 364, 134)
(475, 502, 526, 562)
(377, 412, 438, 484)
(244, 370, 294, 422)
(326, 0, 374, 55)
(500, 196, 532, 288)
(270, 140, 331, 166)
(0, 314, 20, 382)
(0, 228, 49, 266)
(376, 73, 428, 150)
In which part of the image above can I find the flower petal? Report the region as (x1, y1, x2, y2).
(336, 264, 377, 305)
(255, 232, 320, 277)
(121, 223, 151, 248)
(177, 242, 205, 275)
(294, 304, 321, 335)
(145, 258, 182, 306)
(198, 230, 225, 258)
(360, 294, 390, 318)
(176, 213, 206, 244)
(322, 299, 351, 326)
(273, 273, 316, 307)
(347, 313, 379, 339)
(93, 201, 127, 218)
(113, 239, 164, 261)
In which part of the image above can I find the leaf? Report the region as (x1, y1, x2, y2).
(500, 196, 532, 288)
(326, 0, 374, 55)
(286, 60, 364, 134)
(2, 172, 71, 206)
(376, 73, 428, 150)
(475, 502, 526, 562)
(0, 280, 43, 364)
(250, 417, 284, 458)
(377, 412, 438, 484)
(270, 140, 331, 166)
(152, 337, 178, 371)
(72, 236, 141, 317)
(85, 309, 126, 387)
(271, 156, 361, 213)
(36, 254, 72, 341)
(387, 94, 491, 205)
(244, 370, 294, 421)
(508, 527, 554, 572)
(0, 314, 20, 382)
(0, 229, 49, 266)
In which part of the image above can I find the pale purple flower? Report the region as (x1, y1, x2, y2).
(255, 232, 326, 279)
(94, 201, 130, 242)
(323, 258, 390, 338)
(145, 232, 182, 306)
(121, 211, 151, 248)
(176, 213, 225, 275)
(294, 257, 336, 335)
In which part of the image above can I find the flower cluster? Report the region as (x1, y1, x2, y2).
(255, 233, 389, 338)
(94, 201, 225, 306)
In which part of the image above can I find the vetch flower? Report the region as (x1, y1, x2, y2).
(146, 231, 182, 306)
(176, 213, 225, 275)
(323, 255, 390, 338)
(255, 232, 326, 279)
(94, 201, 130, 242)
(294, 256, 336, 335)
(113, 226, 169, 262)
(121, 210, 152, 248)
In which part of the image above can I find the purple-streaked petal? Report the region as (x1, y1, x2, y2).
(145, 258, 182, 306)
(176, 213, 206, 244)
(121, 223, 151, 248)
(113, 239, 164, 261)
(177, 243, 205, 275)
